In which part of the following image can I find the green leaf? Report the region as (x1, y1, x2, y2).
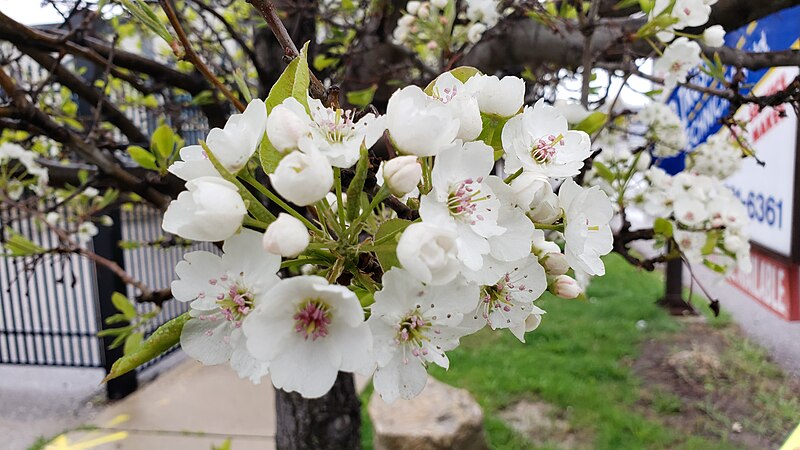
(127, 145, 158, 170)
(346, 85, 377, 108)
(191, 90, 217, 106)
(265, 41, 311, 113)
(150, 124, 176, 161)
(258, 133, 284, 175)
(103, 312, 191, 383)
(111, 291, 138, 321)
(212, 439, 232, 450)
(701, 231, 718, 255)
(574, 111, 607, 135)
(424, 66, 482, 95)
(373, 219, 412, 271)
(2, 228, 47, 256)
(123, 331, 144, 355)
(592, 161, 616, 183)
(346, 145, 369, 222)
(313, 54, 338, 71)
(653, 218, 673, 238)
(703, 259, 727, 273)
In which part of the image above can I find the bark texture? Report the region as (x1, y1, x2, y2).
(275, 372, 362, 450)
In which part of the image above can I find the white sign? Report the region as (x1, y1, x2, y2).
(725, 65, 799, 256)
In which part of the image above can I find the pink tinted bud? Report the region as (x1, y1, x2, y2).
(550, 275, 581, 299)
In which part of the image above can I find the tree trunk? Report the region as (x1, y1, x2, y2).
(656, 258, 698, 315)
(274, 372, 362, 450)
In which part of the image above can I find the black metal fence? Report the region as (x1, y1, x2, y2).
(0, 201, 217, 398)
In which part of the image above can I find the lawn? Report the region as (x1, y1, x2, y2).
(361, 254, 799, 450)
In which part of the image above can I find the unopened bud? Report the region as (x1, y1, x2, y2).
(550, 275, 581, 299)
(262, 213, 310, 258)
(542, 252, 569, 276)
(383, 156, 422, 197)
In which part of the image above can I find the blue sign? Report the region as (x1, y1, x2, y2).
(660, 5, 800, 174)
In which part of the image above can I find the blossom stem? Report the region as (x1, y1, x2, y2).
(200, 141, 276, 224)
(334, 167, 347, 230)
(347, 185, 390, 241)
(242, 216, 269, 230)
(535, 223, 565, 231)
(316, 197, 343, 238)
(504, 168, 523, 184)
(239, 172, 322, 235)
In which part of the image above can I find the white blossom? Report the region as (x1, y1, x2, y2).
(162, 176, 246, 242)
(368, 268, 478, 402)
(262, 213, 310, 257)
(243, 276, 372, 398)
(559, 179, 614, 276)
(703, 25, 726, 47)
(464, 74, 525, 117)
(419, 140, 503, 270)
(502, 99, 591, 177)
(653, 37, 702, 91)
(169, 99, 266, 180)
(269, 149, 334, 206)
(383, 85, 460, 156)
(172, 229, 280, 383)
(383, 155, 423, 197)
(397, 222, 462, 285)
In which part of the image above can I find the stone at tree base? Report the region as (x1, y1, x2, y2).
(368, 376, 489, 450)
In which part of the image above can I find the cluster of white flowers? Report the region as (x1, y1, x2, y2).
(393, 0, 504, 66)
(649, 0, 725, 91)
(0, 142, 49, 200)
(636, 102, 688, 158)
(160, 65, 614, 402)
(686, 130, 743, 179)
(637, 167, 750, 272)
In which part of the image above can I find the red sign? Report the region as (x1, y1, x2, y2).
(727, 247, 800, 321)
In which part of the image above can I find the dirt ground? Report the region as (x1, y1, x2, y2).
(633, 320, 800, 449)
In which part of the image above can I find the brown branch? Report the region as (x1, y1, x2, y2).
(158, 0, 246, 112)
(0, 67, 171, 209)
(0, 10, 207, 95)
(21, 47, 149, 144)
(245, 0, 327, 101)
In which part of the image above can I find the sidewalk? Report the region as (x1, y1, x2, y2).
(689, 263, 800, 377)
(52, 361, 277, 450)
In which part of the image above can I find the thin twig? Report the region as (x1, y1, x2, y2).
(158, 0, 246, 112)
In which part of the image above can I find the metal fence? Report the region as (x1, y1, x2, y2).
(0, 201, 217, 397)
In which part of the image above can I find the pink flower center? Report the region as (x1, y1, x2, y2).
(531, 134, 564, 164)
(294, 299, 332, 340)
(394, 311, 432, 362)
(447, 177, 489, 225)
(209, 280, 254, 327)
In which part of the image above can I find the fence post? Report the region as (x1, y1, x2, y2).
(93, 208, 138, 399)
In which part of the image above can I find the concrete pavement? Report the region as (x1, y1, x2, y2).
(49, 360, 277, 450)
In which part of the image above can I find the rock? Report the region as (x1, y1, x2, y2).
(499, 400, 589, 449)
(666, 342, 721, 383)
(368, 376, 488, 450)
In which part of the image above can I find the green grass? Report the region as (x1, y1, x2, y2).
(361, 254, 797, 449)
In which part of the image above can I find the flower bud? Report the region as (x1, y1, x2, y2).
(262, 213, 310, 258)
(397, 222, 460, 285)
(703, 25, 725, 47)
(383, 156, 422, 197)
(266, 98, 310, 153)
(406, 0, 421, 14)
(431, 0, 447, 9)
(416, 3, 430, 18)
(464, 74, 524, 118)
(269, 149, 333, 206)
(542, 252, 569, 276)
(162, 177, 246, 242)
(467, 23, 486, 44)
(550, 275, 581, 299)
